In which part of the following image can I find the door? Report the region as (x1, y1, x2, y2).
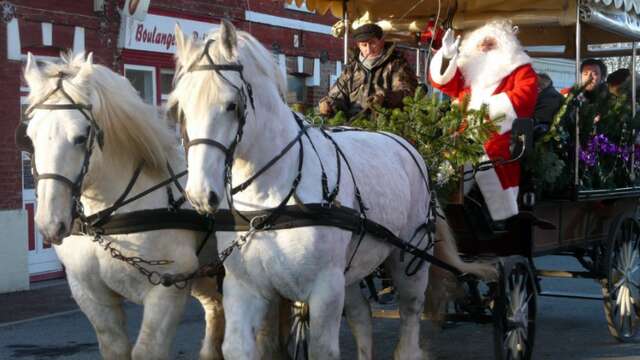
(20, 98, 63, 281)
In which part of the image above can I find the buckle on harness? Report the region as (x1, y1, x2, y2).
(249, 214, 269, 230)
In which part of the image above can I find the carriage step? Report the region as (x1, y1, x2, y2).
(539, 291, 602, 300)
(536, 269, 598, 279)
(372, 309, 429, 320)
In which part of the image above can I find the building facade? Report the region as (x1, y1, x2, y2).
(0, 0, 121, 293)
(0, 0, 347, 293)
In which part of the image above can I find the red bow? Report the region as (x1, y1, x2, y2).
(420, 20, 444, 49)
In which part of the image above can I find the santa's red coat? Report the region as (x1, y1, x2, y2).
(430, 54, 538, 220)
(432, 64, 538, 188)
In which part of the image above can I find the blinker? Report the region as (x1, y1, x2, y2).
(14, 122, 34, 154)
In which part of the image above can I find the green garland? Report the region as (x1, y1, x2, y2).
(531, 81, 640, 196)
(306, 88, 499, 201)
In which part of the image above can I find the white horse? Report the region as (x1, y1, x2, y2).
(169, 20, 495, 359)
(22, 52, 225, 360)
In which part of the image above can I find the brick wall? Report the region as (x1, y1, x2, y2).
(0, 19, 22, 210)
(0, 0, 121, 210)
(243, 0, 343, 61)
(151, 0, 244, 21)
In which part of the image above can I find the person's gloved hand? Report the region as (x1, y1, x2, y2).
(319, 101, 333, 116)
(440, 29, 461, 59)
(365, 93, 385, 109)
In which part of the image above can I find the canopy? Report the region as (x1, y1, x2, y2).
(289, 0, 640, 57)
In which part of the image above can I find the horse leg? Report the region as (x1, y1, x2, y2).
(308, 269, 345, 360)
(221, 274, 270, 359)
(191, 277, 225, 360)
(256, 299, 288, 360)
(132, 286, 189, 360)
(344, 283, 372, 360)
(386, 252, 429, 360)
(67, 276, 131, 360)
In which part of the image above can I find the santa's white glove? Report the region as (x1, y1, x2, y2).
(440, 29, 461, 59)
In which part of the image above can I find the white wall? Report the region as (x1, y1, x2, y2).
(531, 58, 576, 90)
(0, 209, 29, 293)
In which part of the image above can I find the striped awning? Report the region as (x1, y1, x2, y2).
(289, 0, 640, 57)
(593, 0, 640, 14)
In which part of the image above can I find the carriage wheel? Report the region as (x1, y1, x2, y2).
(287, 301, 310, 359)
(602, 216, 640, 342)
(493, 256, 537, 360)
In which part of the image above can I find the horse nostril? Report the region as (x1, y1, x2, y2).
(208, 191, 219, 207)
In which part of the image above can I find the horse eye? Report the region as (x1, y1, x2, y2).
(226, 103, 237, 112)
(73, 135, 87, 145)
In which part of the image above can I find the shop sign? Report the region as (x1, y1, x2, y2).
(121, 13, 218, 54)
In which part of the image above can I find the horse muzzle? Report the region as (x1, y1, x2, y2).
(41, 221, 69, 245)
(186, 188, 221, 215)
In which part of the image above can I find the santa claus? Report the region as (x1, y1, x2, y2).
(429, 20, 538, 221)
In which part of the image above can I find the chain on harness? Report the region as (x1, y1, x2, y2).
(174, 39, 312, 271)
(23, 72, 213, 289)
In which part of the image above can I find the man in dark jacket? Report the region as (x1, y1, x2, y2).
(319, 23, 417, 120)
(534, 73, 563, 131)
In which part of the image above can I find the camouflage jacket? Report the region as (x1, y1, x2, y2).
(321, 43, 417, 119)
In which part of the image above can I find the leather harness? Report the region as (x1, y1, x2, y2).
(17, 48, 463, 288)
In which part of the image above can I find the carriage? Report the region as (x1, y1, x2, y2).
(289, 0, 640, 358)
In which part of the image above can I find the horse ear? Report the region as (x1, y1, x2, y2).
(218, 19, 238, 60)
(24, 52, 44, 90)
(76, 52, 94, 80)
(174, 24, 189, 58)
(85, 52, 94, 65)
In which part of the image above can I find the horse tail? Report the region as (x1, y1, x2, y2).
(425, 217, 497, 323)
(434, 218, 497, 279)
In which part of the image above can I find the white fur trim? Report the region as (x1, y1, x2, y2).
(475, 162, 519, 221)
(468, 81, 500, 110)
(487, 92, 518, 134)
(429, 50, 458, 85)
(463, 52, 529, 90)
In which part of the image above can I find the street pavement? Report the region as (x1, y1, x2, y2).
(0, 256, 638, 359)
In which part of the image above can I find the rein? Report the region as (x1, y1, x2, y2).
(172, 40, 463, 283)
(22, 73, 215, 288)
(24, 73, 104, 221)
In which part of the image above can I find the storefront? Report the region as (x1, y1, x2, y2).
(0, 0, 121, 293)
(118, 10, 220, 106)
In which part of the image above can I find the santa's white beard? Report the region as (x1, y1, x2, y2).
(458, 49, 514, 89)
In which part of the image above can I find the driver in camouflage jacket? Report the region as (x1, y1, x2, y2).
(319, 23, 417, 120)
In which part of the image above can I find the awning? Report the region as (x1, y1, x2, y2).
(289, 0, 640, 57)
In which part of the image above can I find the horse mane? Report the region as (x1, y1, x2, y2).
(168, 29, 288, 117)
(29, 52, 177, 175)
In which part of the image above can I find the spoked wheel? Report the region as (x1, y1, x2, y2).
(287, 301, 310, 359)
(493, 255, 537, 360)
(602, 216, 640, 342)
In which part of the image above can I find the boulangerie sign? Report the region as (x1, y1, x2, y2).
(120, 13, 219, 54)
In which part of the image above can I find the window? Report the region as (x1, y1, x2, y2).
(20, 99, 34, 191)
(287, 74, 308, 104)
(124, 64, 156, 104)
(285, 0, 314, 13)
(159, 69, 174, 105)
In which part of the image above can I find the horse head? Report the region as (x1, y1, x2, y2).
(23, 52, 102, 244)
(169, 20, 288, 215)
(23, 52, 174, 245)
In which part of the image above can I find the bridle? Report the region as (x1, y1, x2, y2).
(22, 73, 104, 221)
(177, 39, 268, 218)
(180, 38, 254, 158)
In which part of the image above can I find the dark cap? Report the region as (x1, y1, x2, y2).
(352, 23, 383, 42)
